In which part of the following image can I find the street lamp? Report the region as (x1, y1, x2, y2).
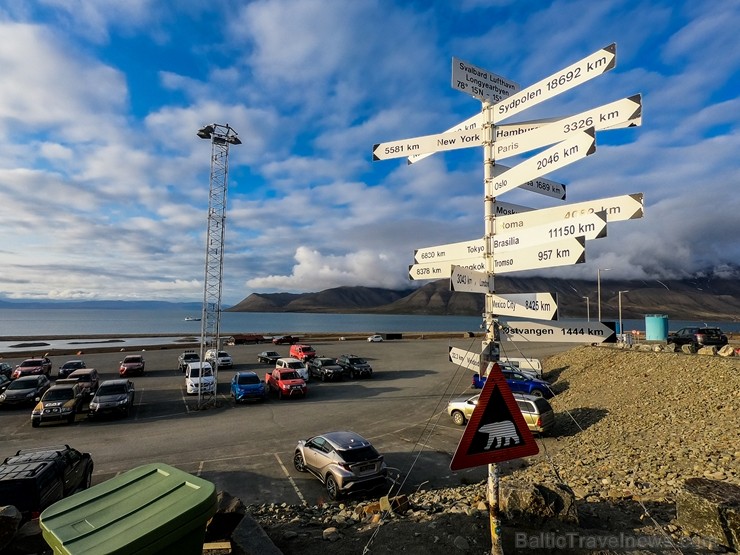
(618, 290, 629, 336)
(597, 268, 611, 321)
(582, 296, 590, 322)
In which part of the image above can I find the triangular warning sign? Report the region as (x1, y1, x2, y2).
(450, 362, 539, 470)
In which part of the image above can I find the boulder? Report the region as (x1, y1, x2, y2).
(500, 482, 578, 525)
(676, 478, 740, 550)
(0, 506, 22, 552)
(697, 346, 717, 356)
(205, 491, 247, 542)
(718, 345, 736, 357)
(681, 344, 696, 354)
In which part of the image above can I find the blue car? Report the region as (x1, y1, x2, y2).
(472, 368, 553, 399)
(230, 371, 267, 403)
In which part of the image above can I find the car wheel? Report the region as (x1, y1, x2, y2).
(530, 389, 544, 398)
(278, 390, 283, 400)
(31, 420, 40, 428)
(325, 475, 339, 500)
(293, 451, 306, 472)
(451, 410, 466, 426)
(321, 374, 326, 382)
(68, 412, 76, 424)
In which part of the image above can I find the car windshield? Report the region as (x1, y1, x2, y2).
(348, 358, 366, 364)
(19, 360, 41, 367)
(218, 352, 229, 357)
(62, 362, 82, 369)
(124, 357, 142, 363)
(189, 367, 212, 378)
(71, 374, 91, 382)
(44, 388, 75, 401)
(237, 374, 260, 385)
(97, 384, 128, 396)
(7, 378, 38, 390)
(287, 362, 303, 369)
(281, 371, 299, 380)
(338, 446, 380, 463)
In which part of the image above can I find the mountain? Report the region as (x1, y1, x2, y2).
(228, 275, 740, 321)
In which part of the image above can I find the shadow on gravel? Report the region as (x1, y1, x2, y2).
(542, 365, 569, 383)
(554, 407, 609, 437)
(549, 379, 570, 395)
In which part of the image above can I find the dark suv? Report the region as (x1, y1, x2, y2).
(336, 355, 373, 378)
(667, 327, 728, 349)
(0, 445, 93, 520)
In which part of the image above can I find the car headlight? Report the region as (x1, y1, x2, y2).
(0, 394, 5, 401)
(117, 399, 128, 406)
(89, 402, 98, 410)
(26, 391, 36, 398)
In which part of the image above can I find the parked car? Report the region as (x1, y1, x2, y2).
(472, 368, 554, 399)
(667, 327, 728, 349)
(68, 368, 100, 395)
(0, 362, 13, 378)
(230, 371, 267, 403)
(367, 335, 384, 342)
(289, 344, 317, 362)
(275, 357, 309, 381)
(293, 431, 388, 500)
(228, 334, 265, 345)
(88, 379, 135, 419)
(265, 368, 307, 399)
(307, 357, 344, 382)
(336, 354, 373, 379)
(58, 360, 86, 379)
(0, 374, 12, 394)
(184, 362, 215, 395)
(205, 349, 233, 368)
(31, 380, 85, 427)
(0, 375, 51, 408)
(447, 392, 555, 434)
(0, 445, 93, 521)
(12, 357, 52, 379)
(257, 351, 281, 364)
(272, 335, 299, 345)
(177, 350, 199, 372)
(119, 354, 145, 377)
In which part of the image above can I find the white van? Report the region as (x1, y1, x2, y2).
(185, 362, 215, 395)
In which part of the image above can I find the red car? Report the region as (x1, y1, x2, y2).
(12, 357, 52, 379)
(119, 355, 145, 377)
(272, 335, 300, 345)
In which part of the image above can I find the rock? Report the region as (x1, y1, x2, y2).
(231, 512, 282, 555)
(718, 345, 736, 357)
(698, 346, 717, 356)
(322, 526, 342, 541)
(675, 478, 740, 550)
(500, 482, 578, 525)
(0, 506, 21, 552)
(205, 490, 247, 542)
(681, 344, 696, 354)
(453, 535, 469, 550)
(3, 519, 47, 555)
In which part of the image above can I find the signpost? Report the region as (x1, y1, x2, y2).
(414, 238, 484, 264)
(493, 211, 607, 249)
(494, 167, 567, 200)
(490, 235, 585, 274)
(492, 43, 617, 124)
(498, 319, 617, 343)
(450, 266, 494, 294)
(490, 292, 558, 320)
(373, 127, 483, 161)
(495, 193, 644, 233)
(451, 57, 520, 103)
(448, 346, 482, 371)
(486, 128, 596, 198)
(493, 200, 534, 216)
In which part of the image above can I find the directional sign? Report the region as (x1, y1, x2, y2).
(493, 211, 607, 250)
(493, 120, 581, 161)
(448, 346, 481, 371)
(414, 238, 484, 264)
(499, 319, 617, 343)
(409, 258, 485, 280)
(450, 362, 539, 470)
(373, 127, 483, 161)
(486, 128, 595, 197)
(492, 43, 617, 124)
(495, 193, 644, 234)
(450, 266, 494, 294)
(494, 166, 567, 200)
(452, 57, 520, 103)
(493, 200, 534, 216)
(490, 292, 558, 320)
(492, 236, 585, 274)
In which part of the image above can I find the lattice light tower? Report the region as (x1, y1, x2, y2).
(196, 123, 241, 408)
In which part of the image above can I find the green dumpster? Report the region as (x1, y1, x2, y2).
(40, 463, 217, 555)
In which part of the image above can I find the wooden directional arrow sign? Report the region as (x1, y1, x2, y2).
(491, 292, 558, 320)
(452, 57, 520, 103)
(487, 128, 596, 198)
(492, 43, 617, 124)
(373, 127, 483, 161)
(499, 319, 617, 343)
(492, 236, 585, 274)
(409, 258, 485, 280)
(493, 120, 580, 161)
(495, 193, 644, 234)
(414, 238, 484, 264)
(450, 266, 494, 294)
(448, 346, 481, 371)
(494, 200, 534, 216)
(493, 166, 567, 200)
(493, 212, 607, 251)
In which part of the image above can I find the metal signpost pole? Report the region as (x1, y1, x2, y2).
(482, 100, 503, 555)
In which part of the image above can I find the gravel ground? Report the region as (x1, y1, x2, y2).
(248, 345, 740, 554)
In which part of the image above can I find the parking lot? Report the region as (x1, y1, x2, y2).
(0, 337, 569, 506)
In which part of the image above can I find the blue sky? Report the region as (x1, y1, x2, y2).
(0, 0, 738, 305)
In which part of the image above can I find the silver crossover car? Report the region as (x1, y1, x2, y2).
(293, 431, 387, 500)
